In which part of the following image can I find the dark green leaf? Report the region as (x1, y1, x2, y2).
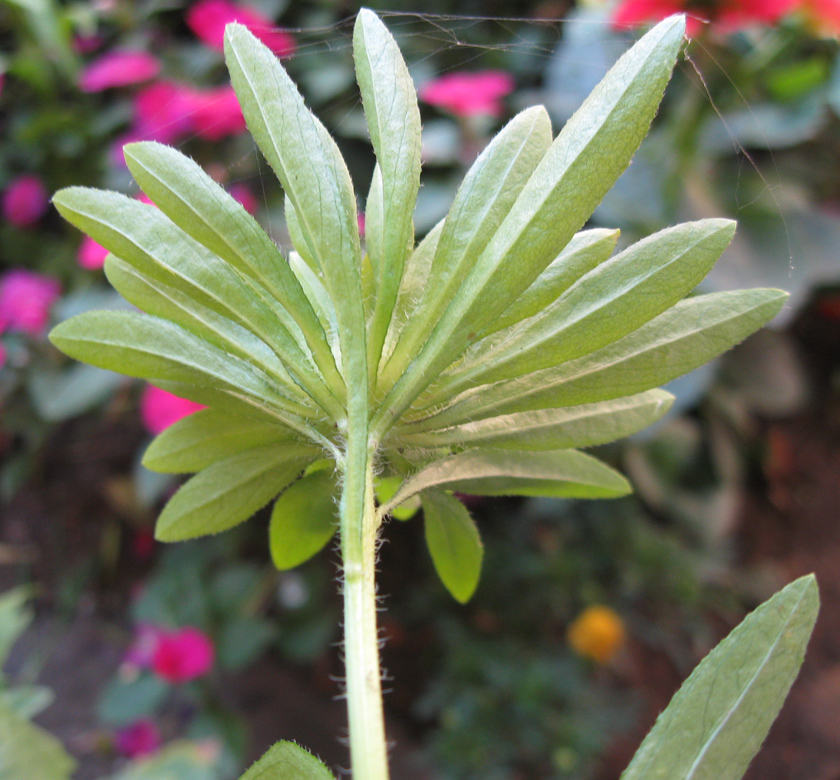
(269, 470, 339, 570)
(422, 490, 483, 604)
(155, 445, 319, 542)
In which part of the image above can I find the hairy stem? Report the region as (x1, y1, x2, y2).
(340, 425, 389, 780)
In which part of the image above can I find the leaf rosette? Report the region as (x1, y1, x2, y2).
(50, 10, 786, 603)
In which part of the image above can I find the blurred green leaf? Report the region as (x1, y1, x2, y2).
(0, 587, 33, 668)
(0, 686, 54, 719)
(107, 741, 219, 780)
(97, 673, 168, 727)
(217, 616, 276, 671)
(0, 697, 75, 780)
(29, 363, 123, 422)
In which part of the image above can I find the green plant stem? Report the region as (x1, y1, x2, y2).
(339, 426, 389, 780)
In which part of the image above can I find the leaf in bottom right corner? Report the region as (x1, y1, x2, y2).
(620, 573, 819, 780)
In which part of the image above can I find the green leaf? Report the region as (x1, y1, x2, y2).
(621, 574, 818, 780)
(381, 105, 552, 389)
(0, 698, 75, 780)
(0, 587, 32, 667)
(123, 142, 344, 399)
(353, 8, 422, 373)
(97, 673, 169, 727)
(380, 219, 444, 368)
(217, 616, 277, 671)
(143, 408, 302, 474)
(0, 686, 53, 720)
(394, 389, 673, 450)
(269, 470, 339, 570)
(438, 218, 736, 395)
(379, 449, 630, 517)
(409, 289, 787, 430)
(374, 15, 686, 433)
(375, 476, 421, 521)
(104, 255, 308, 405)
(486, 227, 619, 336)
(155, 444, 319, 542)
(421, 490, 483, 604)
(108, 741, 219, 780)
(289, 252, 341, 363)
(49, 311, 320, 434)
(239, 741, 336, 780)
(225, 23, 366, 387)
(53, 188, 343, 418)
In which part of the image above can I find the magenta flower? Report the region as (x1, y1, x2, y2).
(419, 71, 515, 118)
(77, 236, 109, 270)
(186, 0, 295, 56)
(612, 0, 797, 35)
(2, 175, 49, 228)
(123, 623, 165, 670)
(228, 183, 258, 215)
(133, 81, 198, 145)
(140, 385, 206, 435)
(115, 719, 161, 758)
(79, 50, 160, 92)
(0, 269, 61, 336)
(152, 627, 215, 683)
(188, 85, 246, 140)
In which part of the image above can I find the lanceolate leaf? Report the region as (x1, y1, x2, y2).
(438, 218, 736, 396)
(374, 16, 687, 432)
(394, 390, 673, 451)
(378, 449, 631, 518)
(354, 8, 422, 374)
(269, 469, 339, 570)
(143, 408, 301, 474)
(52, 188, 341, 417)
(407, 289, 787, 430)
(621, 574, 818, 780)
(239, 741, 336, 780)
(421, 490, 483, 604)
(123, 142, 344, 398)
(380, 105, 553, 390)
(485, 227, 619, 336)
(380, 219, 444, 369)
(104, 255, 306, 404)
(225, 23, 367, 391)
(0, 699, 76, 780)
(155, 444, 319, 541)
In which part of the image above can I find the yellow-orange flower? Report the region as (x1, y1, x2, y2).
(567, 605, 626, 664)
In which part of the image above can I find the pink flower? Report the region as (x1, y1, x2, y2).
(228, 183, 258, 214)
(140, 385, 206, 434)
(357, 212, 366, 238)
(73, 34, 104, 54)
(612, 0, 797, 34)
(3, 175, 49, 227)
(798, 0, 840, 35)
(123, 624, 165, 670)
(78, 236, 109, 270)
(133, 81, 198, 145)
(152, 627, 215, 683)
(115, 719, 161, 758)
(419, 71, 515, 118)
(0, 269, 61, 336)
(79, 50, 160, 92)
(188, 85, 246, 140)
(186, 0, 295, 56)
